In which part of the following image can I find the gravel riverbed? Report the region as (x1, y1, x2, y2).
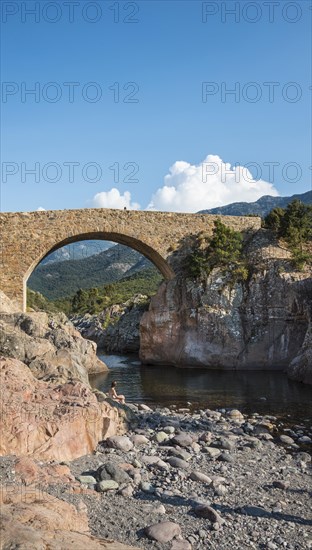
(52, 405, 312, 549)
(2, 404, 311, 549)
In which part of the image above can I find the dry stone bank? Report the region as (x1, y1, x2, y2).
(1, 404, 310, 550)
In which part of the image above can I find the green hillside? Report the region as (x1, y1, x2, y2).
(27, 267, 163, 315)
(28, 244, 153, 300)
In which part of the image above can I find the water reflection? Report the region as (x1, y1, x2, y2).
(89, 354, 312, 421)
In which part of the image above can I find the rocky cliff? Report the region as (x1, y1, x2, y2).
(288, 322, 312, 385)
(0, 356, 126, 461)
(0, 291, 131, 462)
(140, 230, 312, 383)
(1, 481, 139, 550)
(0, 292, 107, 384)
(71, 294, 149, 354)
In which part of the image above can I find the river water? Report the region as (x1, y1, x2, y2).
(89, 354, 312, 423)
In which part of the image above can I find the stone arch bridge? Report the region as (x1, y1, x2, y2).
(0, 208, 261, 311)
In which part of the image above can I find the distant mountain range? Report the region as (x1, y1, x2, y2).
(198, 190, 311, 217)
(28, 244, 154, 300)
(40, 240, 113, 264)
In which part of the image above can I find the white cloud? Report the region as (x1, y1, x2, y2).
(90, 188, 140, 210)
(147, 154, 279, 212)
(37, 207, 46, 211)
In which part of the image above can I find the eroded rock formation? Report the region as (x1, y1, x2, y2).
(0, 357, 127, 461)
(1, 483, 139, 550)
(0, 294, 107, 384)
(71, 294, 149, 353)
(140, 231, 312, 383)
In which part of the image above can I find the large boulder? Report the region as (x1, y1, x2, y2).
(0, 484, 139, 550)
(0, 309, 107, 384)
(0, 357, 126, 461)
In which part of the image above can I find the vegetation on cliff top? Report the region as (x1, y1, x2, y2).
(264, 200, 312, 269)
(187, 219, 248, 282)
(187, 200, 312, 280)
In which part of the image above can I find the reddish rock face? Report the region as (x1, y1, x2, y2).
(0, 357, 126, 461)
(14, 456, 75, 485)
(0, 485, 139, 550)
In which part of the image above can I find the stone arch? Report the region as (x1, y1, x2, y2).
(23, 231, 175, 311)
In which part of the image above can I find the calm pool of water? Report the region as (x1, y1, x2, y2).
(90, 354, 312, 422)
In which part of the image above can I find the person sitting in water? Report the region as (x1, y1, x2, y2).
(109, 381, 125, 405)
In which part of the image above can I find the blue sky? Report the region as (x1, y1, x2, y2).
(1, 0, 311, 213)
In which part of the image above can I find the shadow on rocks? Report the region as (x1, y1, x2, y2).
(213, 503, 312, 527)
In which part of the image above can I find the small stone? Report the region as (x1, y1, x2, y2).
(279, 435, 294, 445)
(155, 431, 169, 444)
(169, 448, 192, 461)
(141, 455, 169, 471)
(119, 462, 135, 472)
(163, 426, 175, 434)
(219, 452, 234, 463)
(140, 481, 156, 494)
(226, 409, 244, 421)
(133, 472, 142, 485)
(297, 436, 312, 444)
(106, 435, 133, 452)
(204, 447, 221, 459)
(166, 457, 190, 470)
(131, 434, 149, 446)
(189, 471, 212, 485)
(155, 504, 166, 514)
(219, 437, 235, 450)
(126, 403, 139, 412)
(145, 521, 181, 543)
(139, 403, 152, 411)
(172, 433, 193, 448)
(76, 475, 97, 485)
(98, 462, 131, 484)
(96, 479, 119, 492)
(205, 410, 221, 420)
(194, 504, 224, 524)
(119, 484, 133, 497)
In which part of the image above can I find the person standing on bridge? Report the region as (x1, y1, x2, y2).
(109, 381, 125, 405)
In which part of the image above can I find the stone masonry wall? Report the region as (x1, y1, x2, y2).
(0, 208, 261, 311)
